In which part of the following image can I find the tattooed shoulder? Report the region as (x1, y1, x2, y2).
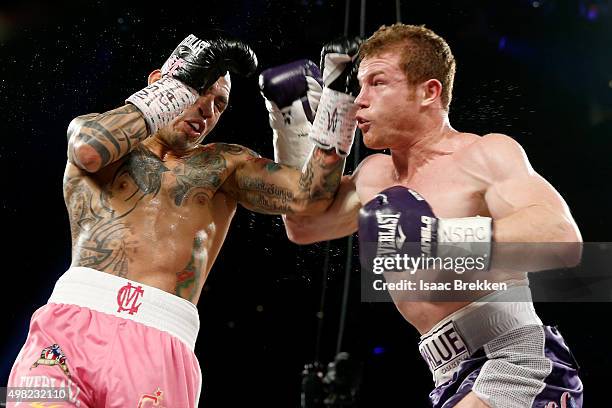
(203, 143, 260, 158)
(67, 105, 147, 169)
(169, 144, 234, 206)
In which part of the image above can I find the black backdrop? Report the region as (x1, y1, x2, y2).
(1, 0, 611, 406)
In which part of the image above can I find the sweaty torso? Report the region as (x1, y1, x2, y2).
(63, 142, 247, 304)
(354, 132, 516, 333)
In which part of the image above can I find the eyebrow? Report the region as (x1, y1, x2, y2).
(217, 96, 229, 105)
(358, 70, 386, 82)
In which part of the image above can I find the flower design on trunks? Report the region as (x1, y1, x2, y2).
(137, 388, 165, 408)
(545, 392, 577, 408)
(30, 344, 71, 378)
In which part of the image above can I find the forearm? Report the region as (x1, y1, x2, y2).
(295, 147, 345, 212)
(493, 204, 581, 243)
(489, 205, 583, 271)
(230, 146, 345, 216)
(67, 104, 148, 172)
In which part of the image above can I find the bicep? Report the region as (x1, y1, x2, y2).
(219, 145, 306, 214)
(224, 152, 304, 214)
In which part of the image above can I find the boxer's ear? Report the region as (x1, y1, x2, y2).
(420, 79, 442, 108)
(148, 69, 162, 85)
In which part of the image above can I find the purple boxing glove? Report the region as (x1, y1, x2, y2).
(359, 186, 492, 275)
(259, 59, 323, 169)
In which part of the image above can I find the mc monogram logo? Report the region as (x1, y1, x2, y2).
(117, 282, 144, 315)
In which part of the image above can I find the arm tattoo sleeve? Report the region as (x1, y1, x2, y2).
(231, 146, 345, 215)
(68, 104, 148, 169)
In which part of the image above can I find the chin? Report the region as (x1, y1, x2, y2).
(172, 139, 191, 151)
(163, 129, 193, 149)
(363, 133, 388, 151)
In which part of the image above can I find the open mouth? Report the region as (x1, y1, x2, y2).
(357, 118, 370, 132)
(184, 120, 205, 138)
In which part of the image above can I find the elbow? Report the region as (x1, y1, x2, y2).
(284, 216, 317, 245)
(286, 230, 317, 245)
(67, 117, 103, 173)
(557, 242, 583, 269)
(556, 219, 583, 268)
(69, 139, 102, 173)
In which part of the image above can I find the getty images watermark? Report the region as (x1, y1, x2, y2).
(372, 253, 488, 274)
(369, 252, 508, 292)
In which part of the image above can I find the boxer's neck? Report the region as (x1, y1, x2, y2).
(143, 136, 199, 161)
(390, 117, 456, 180)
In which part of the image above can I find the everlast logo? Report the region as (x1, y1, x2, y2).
(419, 321, 468, 384)
(117, 282, 144, 315)
(181, 34, 209, 53)
(375, 212, 403, 256)
(408, 189, 425, 201)
(421, 216, 435, 256)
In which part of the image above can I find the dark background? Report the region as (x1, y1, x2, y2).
(1, 0, 611, 406)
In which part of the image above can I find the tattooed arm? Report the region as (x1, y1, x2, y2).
(281, 153, 383, 244)
(67, 105, 148, 173)
(222, 145, 345, 215)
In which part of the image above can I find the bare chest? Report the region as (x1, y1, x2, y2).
(63, 145, 238, 247)
(63, 146, 238, 281)
(105, 146, 228, 210)
(355, 156, 489, 218)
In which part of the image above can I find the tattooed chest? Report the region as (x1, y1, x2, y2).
(66, 147, 232, 226)
(107, 145, 230, 206)
(64, 146, 231, 276)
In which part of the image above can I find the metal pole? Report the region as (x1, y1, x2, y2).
(396, 0, 401, 22)
(336, 235, 354, 354)
(344, 0, 350, 37)
(336, 0, 366, 356)
(360, 0, 366, 37)
(314, 241, 331, 362)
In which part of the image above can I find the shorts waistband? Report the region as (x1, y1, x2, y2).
(418, 283, 542, 386)
(48, 267, 200, 350)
